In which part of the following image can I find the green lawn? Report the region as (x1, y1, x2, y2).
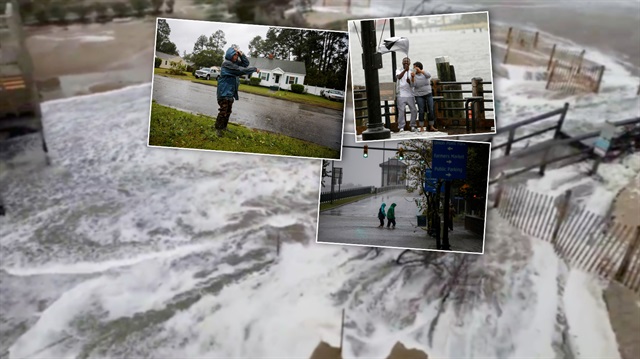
(148, 102, 340, 159)
(319, 193, 376, 212)
(153, 68, 344, 111)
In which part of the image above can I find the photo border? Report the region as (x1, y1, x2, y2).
(147, 17, 351, 162)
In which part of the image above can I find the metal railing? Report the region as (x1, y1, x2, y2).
(320, 186, 374, 204)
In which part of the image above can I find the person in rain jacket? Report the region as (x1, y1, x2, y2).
(215, 47, 259, 134)
(386, 203, 397, 229)
(378, 202, 387, 227)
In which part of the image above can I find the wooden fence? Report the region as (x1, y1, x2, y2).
(502, 26, 606, 94)
(494, 185, 640, 293)
(546, 45, 605, 94)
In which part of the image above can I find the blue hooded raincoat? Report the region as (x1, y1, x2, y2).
(217, 47, 257, 100)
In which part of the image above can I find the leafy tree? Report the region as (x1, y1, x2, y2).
(321, 160, 332, 187)
(130, 0, 149, 17)
(191, 49, 223, 68)
(156, 18, 179, 55)
(32, 2, 51, 24)
(193, 34, 208, 53)
(166, 0, 175, 13)
(49, 1, 68, 23)
(111, 2, 130, 18)
(150, 0, 164, 14)
(154, 57, 162, 68)
(70, 2, 91, 22)
(93, 2, 109, 22)
(207, 30, 227, 52)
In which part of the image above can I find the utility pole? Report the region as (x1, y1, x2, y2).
(360, 20, 390, 140)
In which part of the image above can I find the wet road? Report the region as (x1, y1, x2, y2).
(152, 76, 344, 151)
(317, 189, 484, 253)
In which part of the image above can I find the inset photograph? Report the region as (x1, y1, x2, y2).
(348, 12, 496, 142)
(148, 18, 349, 160)
(317, 135, 490, 254)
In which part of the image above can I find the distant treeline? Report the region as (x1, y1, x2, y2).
(2, 0, 176, 25)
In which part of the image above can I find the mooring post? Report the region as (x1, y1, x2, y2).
(547, 44, 557, 71)
(615, 226, 640, 282)
(360, 20, 390, 140)
(533, 31, 539, 48)
(506, 26, 512, 44)
(471, 77, 485, 126)
(449, 65, 464, 121)
(276, 232, 281, 256)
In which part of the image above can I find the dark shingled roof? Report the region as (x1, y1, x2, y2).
(247, 57, 306, 75)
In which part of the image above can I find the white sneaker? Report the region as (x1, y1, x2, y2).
(411, 127, 419, 132)
(399, 129, 405, 132)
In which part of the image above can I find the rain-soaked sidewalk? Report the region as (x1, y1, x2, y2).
(317, 189, 484, 253)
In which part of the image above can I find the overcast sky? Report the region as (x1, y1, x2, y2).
(164, 18, 270, 56)
(331, 134, 407, 188)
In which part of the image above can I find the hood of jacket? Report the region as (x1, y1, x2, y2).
(224, 47, 236, 61)
(390, 203, 396, 208)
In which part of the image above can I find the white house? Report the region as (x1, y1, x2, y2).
(247, 55, 306, 90)
(155, 51, 194, 69)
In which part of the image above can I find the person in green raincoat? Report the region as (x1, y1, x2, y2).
(378, 202, 386, 227)
(386, 203, 397, 229)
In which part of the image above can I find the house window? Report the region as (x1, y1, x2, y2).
(164, 60, 168, 65)
(287, 76, 296, 84)
(260, 72, 269, 81)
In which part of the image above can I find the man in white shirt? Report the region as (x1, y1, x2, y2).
(395, 57, 418, 132)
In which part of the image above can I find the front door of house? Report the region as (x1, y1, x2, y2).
(274, 74, 281, 84)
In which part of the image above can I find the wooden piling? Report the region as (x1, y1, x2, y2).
(547, 44, 557, 71)
(506, 26, 512, 44)
(576, 49, 586, 73)
(546, 60, 557, 90)
(533, 31, 539, 48)
(436, 57, 453, 120)
(503, 41, 511, 64)
(471, 77, 486, 126)
(449, 65, 464, 121)
(594, 65, 605, 93)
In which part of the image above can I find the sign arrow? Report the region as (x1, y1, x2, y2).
(446, 160, 452, 164)
(447, 147, 453, 150)
(446, 173, 451, 177)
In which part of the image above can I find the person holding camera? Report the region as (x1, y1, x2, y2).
(215, 47, 260, 135)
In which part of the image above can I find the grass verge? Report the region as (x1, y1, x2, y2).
(148, 102, 340, 159)
(319, 193, 376, 212)
(153, 68, 344, 111)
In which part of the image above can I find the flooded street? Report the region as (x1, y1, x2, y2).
(152, 76, 345, 151)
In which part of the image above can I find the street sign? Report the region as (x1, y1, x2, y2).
(432, 140, 468, 179)
(594, 122, 617, 158)
(424, 169, 445, 193)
